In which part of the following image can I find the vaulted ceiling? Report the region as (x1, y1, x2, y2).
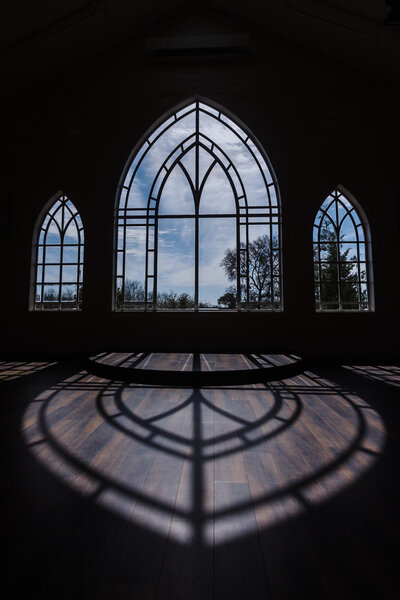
(1, 0, 399, 102)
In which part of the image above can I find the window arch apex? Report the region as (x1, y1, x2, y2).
(114, 98, 282, 312)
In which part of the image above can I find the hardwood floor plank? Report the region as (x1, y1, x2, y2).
(2, 355, 399, 599)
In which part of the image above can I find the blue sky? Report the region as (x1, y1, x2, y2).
(120, 103, 277, 305)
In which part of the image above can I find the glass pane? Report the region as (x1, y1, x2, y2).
(52, 203, 64, 229)
(338, 195, 353, 211)
(65, 199, 77, 214)
(115, 277, 123, 309)
(360, 283, 368, 303)
(159, 163, 195, 215)
(43, 285, 59, 302)
(246, 226, 274, 304)
(75, 214, 84, 233)
(340, 281, 359, 304)
(320, 283, 339, 306)
(199, 102, 219, 117)
(200, 217, 236, 308)
(199, 163, 236, 214)
(340, 243, 358, 261)
(340, 262, 358, 281)
(62, 265, 78, 282)
(44, 265, 60, 283)
(46, 221, 61, 244)
(270, 225, 279, 248)
(320, 242, 338, 262)
(124, 226, 146, 297)
(63, 246, 78, 263)
(356, 223, 365, 242)
(314, 210, 324, 229)
(320, 263, 338, 282)
(147, 279, 154, 303)
(147, 253, 154, 277)
(157, 218, 195, 308)
(61, 284, 77, 301)
(272, 250, 280, 276)
(179, 147, 196, 187)
(124, 280, 145, 303)
(117, 227, 124, 250)
(272, 277, 280, 304)
(337, 200, 349, 226)
(117, 252, 124, 277)
(320, 215, 337, 240)
(314, 283, 321, 303)
(359, 263, 367, 282)
(64, 222, 78, 243)
(326, 201, 338, 225)
(340, 214, 357, 241)
(45, 245, 61, 263)
(198, 146, 215, 185)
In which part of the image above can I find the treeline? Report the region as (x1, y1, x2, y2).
(116, 281, 211, 309)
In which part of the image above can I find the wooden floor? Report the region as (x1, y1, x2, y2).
(1, 354, 400, 599)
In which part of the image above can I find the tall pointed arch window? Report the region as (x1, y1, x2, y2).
(32, 193, 84, 310)
(115, 98, 282, 311)
(313, 187, 373, 311)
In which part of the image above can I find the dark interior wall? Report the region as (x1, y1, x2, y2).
(1, 17, 399, 359)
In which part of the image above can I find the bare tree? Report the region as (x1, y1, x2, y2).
(220, 235, 279, 306)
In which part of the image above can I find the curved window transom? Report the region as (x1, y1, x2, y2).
(33, 194, 84, 310)
(313, 188, 373, 311)
(115, 99, 282, 311)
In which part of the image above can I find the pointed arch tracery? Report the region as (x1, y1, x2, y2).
(313, 187, 374, 311)
(31, 193, 84, 310)
(115, 98, 282, 311)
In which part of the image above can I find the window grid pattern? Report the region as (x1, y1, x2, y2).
(34, 195, 84, 310)
(313, 189, 370, 311)
(115, 99, 282, 311)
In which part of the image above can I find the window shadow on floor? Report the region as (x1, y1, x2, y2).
(1, 356, 399, 599)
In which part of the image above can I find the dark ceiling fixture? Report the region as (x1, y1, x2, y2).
(145, 34, 250, 58)
(385, 0, 400, 25)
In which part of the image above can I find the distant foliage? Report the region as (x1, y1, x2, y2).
(315, 223, 366, 308)
(116, 280, 211, 309)
(157, 291, 195, 309)
(219, 235, 279, 307)
(217, 286, 237, 309)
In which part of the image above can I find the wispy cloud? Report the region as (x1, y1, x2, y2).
(119, 102, 278, 304)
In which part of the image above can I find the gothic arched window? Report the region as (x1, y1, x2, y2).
(313, 187, 373, 311)
(115, 98, 282, 311)
(32, 193, 84, 310)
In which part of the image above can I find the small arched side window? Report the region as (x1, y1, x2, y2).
(32, 193, 84, 310)
(313, 187, 373, 311)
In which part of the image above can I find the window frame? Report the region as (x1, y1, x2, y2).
(30, 191, 84, 311)
(313, 185, 374, 312)
(114, 96, 283, 312)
